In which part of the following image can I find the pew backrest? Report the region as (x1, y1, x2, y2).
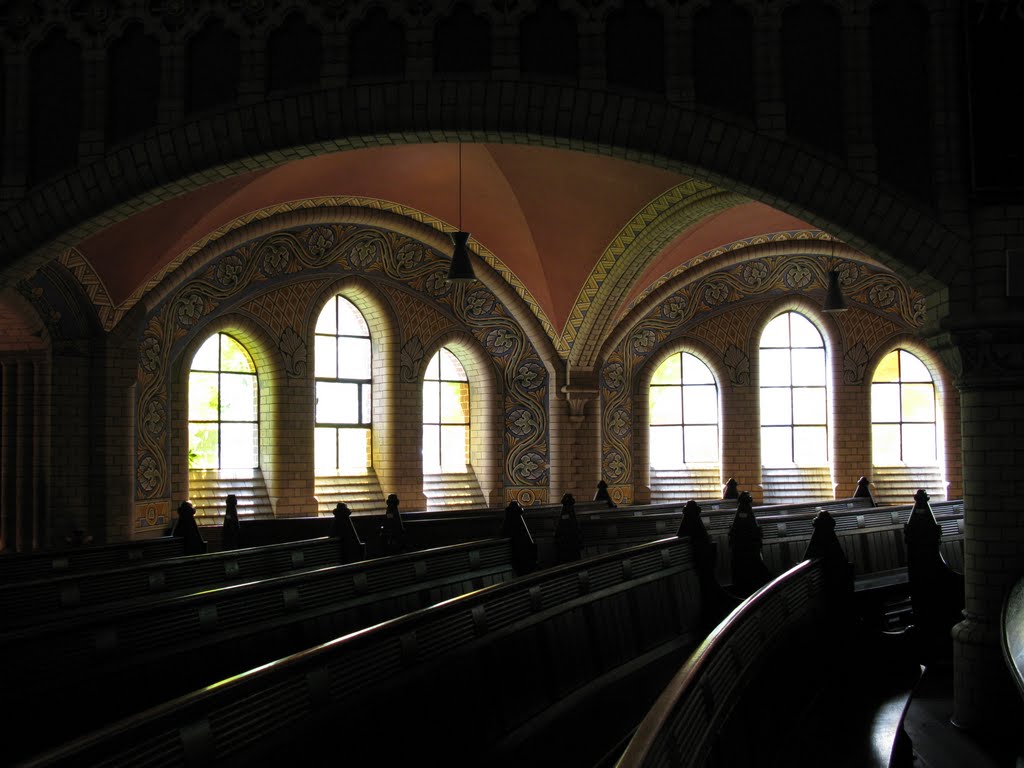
(0, 536, 342, 627)
(27, 536, 704, 768)
(0, 537, 185, 584)
(5, 538, 518, 763)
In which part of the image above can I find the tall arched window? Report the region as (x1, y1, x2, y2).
(871, 349, 937, 464)
(315, 296, 372, 473)
(188, 333, 258, 469)
(649, 352, 719, 469)
(423, 347, 470, 471)
(759, 312, 828, 465)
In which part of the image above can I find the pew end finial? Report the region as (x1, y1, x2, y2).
(594, 480, 616, 508)
(723, 477, 739, 500)
(502, 501, 537, 575)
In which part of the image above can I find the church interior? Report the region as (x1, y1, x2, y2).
(0, 1, 1022, 765)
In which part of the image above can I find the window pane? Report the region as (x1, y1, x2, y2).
(221, 422, 257, 468)
(361, 384, 372, 424)
(220, 335, 254, 373)
(871, 383, 901, 423)
(423, 425, 441, 470)
(651, 355, 681, 385)
(425, 351, 441, 380)
(684, 425, 719, 463)
(793, 426, 827, 465)
(220, 373, 257, 422)
(789, 313, 823, 347)
(191, 335, 219, 371)
(650, 426, 684, 469)
(338, 337, 371, 380)
(683, 385, 718, 425)
(760, 388, 792, 426)
(681, 353, 714, 384)
(337, 427, 370, 471)
(792, 387, 826, 425)
(441, 425, 468, 470)
(761, 427, 793, 465)
(899, 350, 932, 382)
(440, 381, 468, 424)
(337, 297, 369, 336)
(902, 423, 938, 464)
(317, 381, 359, 424)
(440, 348, 467, 381)
(423, 381, 440, 423)
(872, 424, 902, 464)
(189, 372, 219, 421)
(315, 301, 337, 334)
(874, 351, 900, 383)
(759, 349, 792, 386)
(188, 423, 218, 469)
(315, 427, 337, 471)
(649, 386, 682, 425)
(314, 336, 337, 378)
(760, 315, 790, 348)
(902, 383, 935, 422)
(791, 348, 826, 386)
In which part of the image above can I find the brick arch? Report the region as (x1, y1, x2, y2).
(599, 239, 879, 366)
(0, 83, 964, 305)
(567, 182, 747, 369)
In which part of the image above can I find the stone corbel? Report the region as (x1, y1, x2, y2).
(562, 368, 600, 421)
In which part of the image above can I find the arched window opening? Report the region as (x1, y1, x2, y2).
(188, 333, 259, 469)
(314, 296, 372, 473)
(759, 312, 828, 466)
(423, 347, 470, 472)
(872, 349, 937, 465)
(649, 352, 719, 468)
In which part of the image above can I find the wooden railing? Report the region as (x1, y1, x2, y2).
(616, 559, 828, 768)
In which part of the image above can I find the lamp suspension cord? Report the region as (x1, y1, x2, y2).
(458, 142, 463, 230)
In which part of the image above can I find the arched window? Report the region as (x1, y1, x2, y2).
(188, 333, 258, 469)
(649, 352, 719, 469)
(871, 349, 937, 464)
(314, 296, 372, 473)
(759, 312, 828, 465)
(423, 347, 470, 471)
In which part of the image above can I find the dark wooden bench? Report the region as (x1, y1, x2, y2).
(4, 538, 521, 763)
(0, 535, 345, 627)
(24, 536, 708, 768)
(0, 536, 186, 584)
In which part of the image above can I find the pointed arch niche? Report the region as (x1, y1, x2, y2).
(636, 342, 724, 503)
(421, 335, 501, 512)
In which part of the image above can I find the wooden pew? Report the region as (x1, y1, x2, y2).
(0, 536, 186, 584)
(617, 536, 923, 768)
(0, 535, 348, 628)
(24, 536, 708, 768)
(3, 538, 521, 764)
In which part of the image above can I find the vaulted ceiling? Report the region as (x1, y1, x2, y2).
(48, 143, 820, 357)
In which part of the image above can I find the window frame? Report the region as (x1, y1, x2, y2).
(871, 348, 939, 465)
(314, 295, 373, 473)
(422, 346, 471, 472)
(188, 332, 260, 470)
(648, 351, 721, 469)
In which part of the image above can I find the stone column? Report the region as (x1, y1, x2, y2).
(932, 326, 1024, 733)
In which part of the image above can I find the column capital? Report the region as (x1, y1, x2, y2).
(926, 321, 1024, 390)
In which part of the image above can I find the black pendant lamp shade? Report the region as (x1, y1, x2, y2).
(448, 230, 476, 282)
(822, 269, 848, 313)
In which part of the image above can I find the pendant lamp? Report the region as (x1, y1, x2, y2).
(822, 237, 847, 313)
(448, 144, 476, 282)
